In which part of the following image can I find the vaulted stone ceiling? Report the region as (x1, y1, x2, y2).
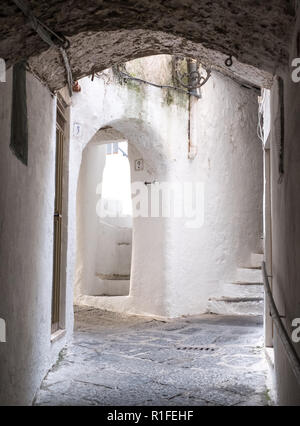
(0, 0, 296, 91)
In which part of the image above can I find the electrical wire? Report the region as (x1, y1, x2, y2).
(113, 64, 206, 99)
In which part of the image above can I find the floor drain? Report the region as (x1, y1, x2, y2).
(176, 346, 216, 352)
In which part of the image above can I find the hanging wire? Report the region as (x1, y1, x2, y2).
(112, 61, 211, 99)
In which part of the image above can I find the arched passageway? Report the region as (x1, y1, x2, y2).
(70, 60, 263, 319)
(0, 2, 300, 406)
(76, 137, 133, 299)
(74, 117, 170, 317)
(36, 56, 268, 405)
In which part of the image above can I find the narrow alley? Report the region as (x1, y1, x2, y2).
(35, 307, 269, 406)
(1, 1, 300, 407)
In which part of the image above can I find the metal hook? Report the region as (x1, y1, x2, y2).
(225, 55, 233, 67)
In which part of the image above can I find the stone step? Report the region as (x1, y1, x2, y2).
(250, 253, 264, 269)
(232, 281, 264, 286)
(222, 282, 264, 299)
(96, 273, 130, 280)
(235, 267, 263, 284)
(95, 275, 130, 296)
(207, 297, 264, 316)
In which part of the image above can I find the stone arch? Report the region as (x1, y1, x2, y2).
(74, 118, 170, 317)
(97, 119, 169, 177)
(29, 30, 273, 92)
(2, 2, 295, 90)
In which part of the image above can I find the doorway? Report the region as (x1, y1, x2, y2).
(96, 141, 133, 296)
(75, 137, 133, 300)
(51, 96, 68, 334)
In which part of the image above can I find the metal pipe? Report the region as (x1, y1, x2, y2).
(262, 261, 300, 386)
(187, 59, 199, 98)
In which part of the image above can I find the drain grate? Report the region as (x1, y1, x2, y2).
(176, 345, 216, 352)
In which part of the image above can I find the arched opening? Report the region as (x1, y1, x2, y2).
(76, 135, 133, 299)
(97, 141, 132, 296)
(74, 114, 169, 317)
(71, 55, 264, 320)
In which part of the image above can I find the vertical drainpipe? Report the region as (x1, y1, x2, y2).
(187, 59, 199, 160)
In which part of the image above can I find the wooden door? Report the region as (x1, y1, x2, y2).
(51, 99, 66, 333)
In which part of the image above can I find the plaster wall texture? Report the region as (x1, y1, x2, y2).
(267, 10, 300, 403)
(96, 224, 132, 277)
(0, 55, 263, 405)
(0, 70, 72, 405)
(71, 56, 263, 318)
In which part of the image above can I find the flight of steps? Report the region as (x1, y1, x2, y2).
(207, 253, 264, 316)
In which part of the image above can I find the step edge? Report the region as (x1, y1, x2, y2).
(208, 297, 264, 303)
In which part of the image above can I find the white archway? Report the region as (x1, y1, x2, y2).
(74, 121, 171, 317)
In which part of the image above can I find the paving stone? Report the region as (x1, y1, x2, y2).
(35, 307, 270, 406)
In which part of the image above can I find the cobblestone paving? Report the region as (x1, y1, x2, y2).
(35, 307, 270, 406)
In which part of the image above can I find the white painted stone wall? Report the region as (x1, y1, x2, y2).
(265, 7, 300, 403)
(0, 70, 72, 405)
(75, 141, 106, 297)
(71, 55, 263, 318)
(0, 55, 264, 405)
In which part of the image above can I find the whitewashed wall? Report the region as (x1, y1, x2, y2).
(70, 56, 263, 318)
(0, 56, 264, 405)
(0, 71, 71, 405)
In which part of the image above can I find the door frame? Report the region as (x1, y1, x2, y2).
(51, 94, 70, 336)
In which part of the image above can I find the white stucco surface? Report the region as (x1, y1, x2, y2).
(70, 56, 263, 318)
(0, 71, 72, 405)
(0, 55, 264, 406)
(2, 7, 300, 403)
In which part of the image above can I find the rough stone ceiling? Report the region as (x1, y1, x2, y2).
(0, 0, 296, 91)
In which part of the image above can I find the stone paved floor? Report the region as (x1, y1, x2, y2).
(35, 306, 270, 406)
